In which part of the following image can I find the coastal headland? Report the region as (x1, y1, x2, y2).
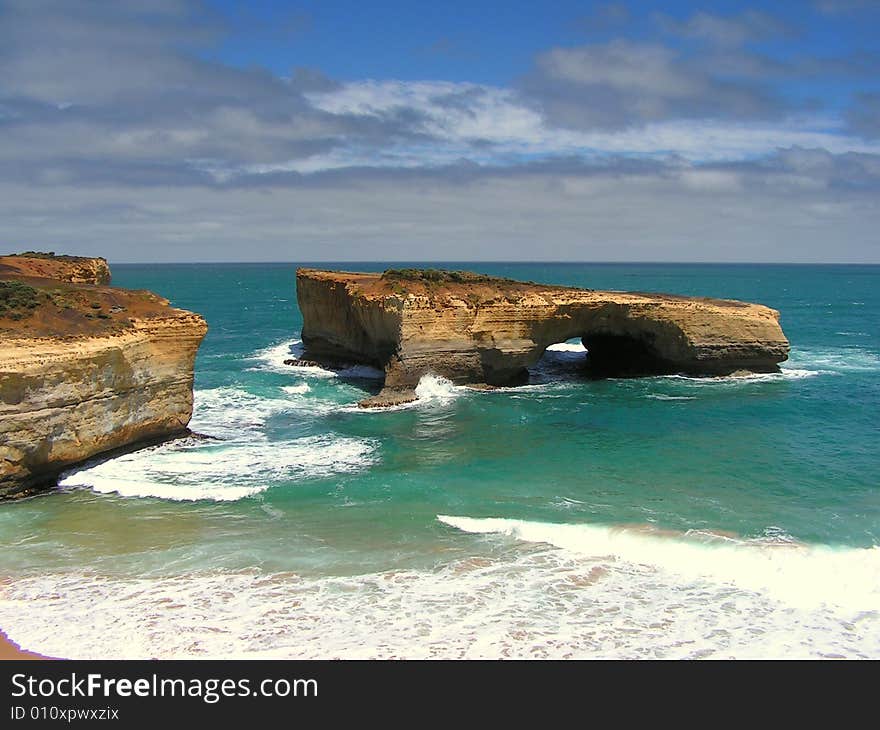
(0, 253, 207, 499)
(296, 268, 790, 407)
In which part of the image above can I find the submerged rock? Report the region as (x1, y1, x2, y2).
(296, 267, 790, 406)
(358, 389, 418, 409)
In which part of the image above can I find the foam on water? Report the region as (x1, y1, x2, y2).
(675, 347, 879, 385)
(414, 374, 460, 402)
(58, 435, 377, 501)
(2, 538, 878, 659)
(661, 368, 823, 386)
(54, 378, 380, 501)
(787, 347, 880, 374)
(250, 339, 307, 373)
(250, 339, 383, 379)
(437, 516, 880, 612)
(189, 387, 300, 439)
(337, 373, 464, 414)
(545, 342, 587, 353)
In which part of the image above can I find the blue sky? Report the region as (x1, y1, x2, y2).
(207, 0, 878, 93)
(0, 0, 878, 262)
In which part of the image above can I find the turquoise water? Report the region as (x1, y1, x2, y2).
(1, 263, 878, 659)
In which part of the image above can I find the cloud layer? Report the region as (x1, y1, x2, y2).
(0, 0, 878, 261)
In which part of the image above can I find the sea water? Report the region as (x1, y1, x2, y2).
(0, 263, 878, 659)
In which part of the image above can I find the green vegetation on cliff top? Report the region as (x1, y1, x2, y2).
(381, 268, 516, 284)
(0, 280, 42, 319)
(11, 251, 92, 261)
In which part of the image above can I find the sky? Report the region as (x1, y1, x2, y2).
(1, 0, 879, 263)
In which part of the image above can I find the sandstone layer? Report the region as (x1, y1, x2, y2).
(0, 252, 111, 285)
(296, 268, 790, 407)
(1, 255, 206, 498)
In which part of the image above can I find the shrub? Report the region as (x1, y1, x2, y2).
(14, 251, 56, 259)
(382, 268, 511, 285)
(0, 280, 42, 318)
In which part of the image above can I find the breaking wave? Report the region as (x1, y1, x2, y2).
(414, 374, 460, 402)
(59, 435, 377, 502)
(58, 384, 377, 502)
(250, 339, 383, 379)
(437, 516, 880, 612)
(2, 525, 878, 659)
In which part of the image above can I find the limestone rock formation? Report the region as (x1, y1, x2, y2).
(0, 254, 206, 498)
(296, 268, 790, 407)
(0, 252, 111, 285)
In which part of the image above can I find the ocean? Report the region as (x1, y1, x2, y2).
(1, 262, 878, 659)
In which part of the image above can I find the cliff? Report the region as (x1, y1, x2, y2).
(0, 254, 206, 498)
(296, 268, 790, 407)
(0, 252, 111, 285)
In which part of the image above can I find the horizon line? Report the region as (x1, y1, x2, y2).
(106, 260, 880, 266)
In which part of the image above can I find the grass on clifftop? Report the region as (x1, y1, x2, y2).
(14, 251, 58, 259)
(382, 268, 516, 284)
(10, 250, 88, 261)
(0, 280, 42, 319)
(378, 268, 547, 297)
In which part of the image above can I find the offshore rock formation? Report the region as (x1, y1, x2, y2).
(0, 254, 206, 498)
(296, 268, 790, 407)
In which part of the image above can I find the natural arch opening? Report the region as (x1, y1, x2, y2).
(529, 338, 589, 383)
(580, 332, 671, 377)
(529, 331, 674, 383)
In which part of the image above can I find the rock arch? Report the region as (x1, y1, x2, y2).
(295, 269, 790, 406)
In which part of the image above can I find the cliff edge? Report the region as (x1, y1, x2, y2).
(0, 253, 207, 498)
(0, 251, 111, 285)
(296, 268, 790, 407)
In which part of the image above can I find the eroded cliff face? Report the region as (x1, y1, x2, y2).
(0, 253, 111, 285)
(296, 268, 790, 407)
(0, 256, 206, 498)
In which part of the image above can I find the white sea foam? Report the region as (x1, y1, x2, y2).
(58, 435, 377, 501)
(189, 387, 299, 439)
(787, 347, 880, 374)
(249, 338, 383, 379)
(437, 516, 880, 612)
(662, 368, 824, 385)
(250, 339, 307, 373)
(2, 533, 878, 659)
(337, 373, 465, 414)
(414, 373, 460, 402)
(545, 342, 587, 353)
(281, 383, 311, 395)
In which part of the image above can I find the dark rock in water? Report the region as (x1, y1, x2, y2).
(358, 388, 417, 409)
(283, 357, 326, 368)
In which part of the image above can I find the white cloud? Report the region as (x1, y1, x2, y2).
(0, 1, 879, 261)
(297, 80, 880, 172)
(1, 154, 878, 263)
